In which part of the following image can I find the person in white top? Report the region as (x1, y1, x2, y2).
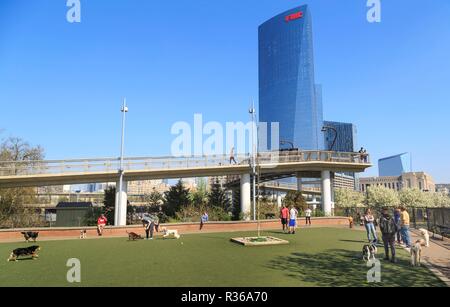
(229, 147, 237, 165)
(305, 207, 312, 226)
(289, 206, 299, 234)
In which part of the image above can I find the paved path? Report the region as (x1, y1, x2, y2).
(353, 225, 449, 286)
(409, 229, 450, 285)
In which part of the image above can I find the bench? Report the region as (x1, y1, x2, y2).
(433, 225, 450, 240)
(265, 213, 276, 220)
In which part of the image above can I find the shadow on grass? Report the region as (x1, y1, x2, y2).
(339, 239, 368, 244)
(9, 257, 36, 262)
(266, 249, 445, 287)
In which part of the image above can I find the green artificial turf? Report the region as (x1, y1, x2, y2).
(0, 228, 445, 287)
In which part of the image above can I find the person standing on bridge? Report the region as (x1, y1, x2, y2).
(229, 147, 237, 165)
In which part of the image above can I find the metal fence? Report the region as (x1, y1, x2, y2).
(335, 207, 450, 239)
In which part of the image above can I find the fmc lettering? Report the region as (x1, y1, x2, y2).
(285, 11, 303, 22)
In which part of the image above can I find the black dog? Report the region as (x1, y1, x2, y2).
(7, 246, 41, 262)
(21, 232, 39, 242)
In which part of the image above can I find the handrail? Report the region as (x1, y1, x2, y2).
(0, 150, 370, 177)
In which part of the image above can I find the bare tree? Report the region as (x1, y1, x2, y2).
(0, 137, 45, 228)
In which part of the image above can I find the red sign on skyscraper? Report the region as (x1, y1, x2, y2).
(285, 11, 303, 22)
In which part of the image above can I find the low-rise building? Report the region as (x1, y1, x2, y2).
(360, 172, 435, 193)
(333, 173, 356, 190)
(436, 184, 450, 195)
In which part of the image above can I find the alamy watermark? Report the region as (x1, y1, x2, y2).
(367, 0, 382, 23)
(66, 258, 81, 283)
(66, 0, 81, 23)
(366, 259, 381, 283)
(170, 114, 280, 159)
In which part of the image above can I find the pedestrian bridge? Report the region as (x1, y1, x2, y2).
(0, 150, 370, 188)
(0, 150, 371, 225)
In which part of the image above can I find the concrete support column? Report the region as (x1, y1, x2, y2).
(312, 195, 318, 211)
(277, 193, 282, 208)
(297, 177, 303, 191)
(240, 174, 251, 221)
(115, 180, 128, 226)
(321, 171, 332, 216)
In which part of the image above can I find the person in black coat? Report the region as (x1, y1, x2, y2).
(379, 207, 399, 263)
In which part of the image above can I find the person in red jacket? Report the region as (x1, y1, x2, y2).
(280, 205, 290, 233)
(97, 214, 107, 236)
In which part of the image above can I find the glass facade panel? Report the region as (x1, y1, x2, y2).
(259, 5, 323, 150)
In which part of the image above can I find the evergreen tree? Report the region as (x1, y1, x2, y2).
(103, 186, 116, 223)
(283, 191, 307, 211)
(208, 179, 230, 211)
(163, 180, 191, 217)
(231, 188, 241, 221)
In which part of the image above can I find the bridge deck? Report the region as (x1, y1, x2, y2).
(0, 151, 371, 188)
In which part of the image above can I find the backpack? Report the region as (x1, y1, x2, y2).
(380, 216, 398, 234)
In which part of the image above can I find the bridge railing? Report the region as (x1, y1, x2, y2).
(0, 151, 370, 177)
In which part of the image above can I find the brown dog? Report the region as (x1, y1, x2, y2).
(127, 231, 143, 241)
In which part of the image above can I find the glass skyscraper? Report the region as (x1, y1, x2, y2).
(259, 5, 323, 150)
(323, 121, 357, 152)
(379, 153, 412, 177)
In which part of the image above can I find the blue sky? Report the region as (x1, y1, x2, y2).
(0, 0, 450, 182)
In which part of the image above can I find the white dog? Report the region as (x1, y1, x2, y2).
(161, 227, 180, 239)
(418, 228, 430, 247)
(410, 240, 422, 267)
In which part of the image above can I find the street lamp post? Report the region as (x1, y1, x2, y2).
(280, 140, 295, 150)
(249, 102, 257, 222)
(115, 98, 128, 226)
(321, 126, 338, 151)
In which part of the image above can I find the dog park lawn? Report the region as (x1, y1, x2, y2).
(0, 227, 445, 287)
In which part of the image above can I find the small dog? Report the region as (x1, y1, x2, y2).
(7, 246, 41, 262)
(127, 231, 143, 241)
(161, 227, 180, 239)
(410, 240, 422, 267)
(418, 228, 430, 247)
(21, 232, 39, 242)
(362, 244, 378, 262)
(80, 230, 87, 239)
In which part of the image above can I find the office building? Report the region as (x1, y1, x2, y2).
(259, 5, 323, 150)
(379, 153, 411, 177)
(360, 172, 435, 193)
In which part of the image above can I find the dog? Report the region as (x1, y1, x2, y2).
(161, 227, 180, 239)
(21, 232, 39, 242)
(410, 240, 422, 267)
(127, 231, 143, 241)
(79, 230, 87, 239)
(362, 243, 378, 262)
(418, 228, 430, 247)
(7, 246, 41, 262)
